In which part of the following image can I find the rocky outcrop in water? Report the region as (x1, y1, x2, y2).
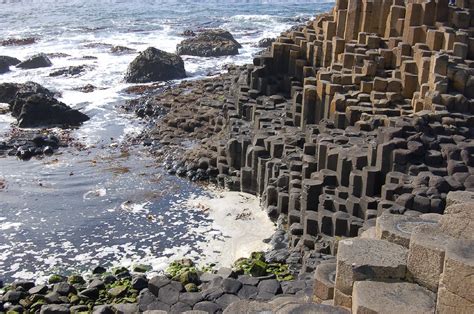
(177, 29, 242, 57)
(257, 37, 275, 48)
(0, 82, 89, 127)
(125, 47, 186, 83)
(0, 56, 21, 66)
(16, 53, 52, 69)
(0, 60, 8, 74)
(49, 65, 89, 77)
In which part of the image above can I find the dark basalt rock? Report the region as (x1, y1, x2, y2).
(177, 29, 241, 57)
(125, 47, 186, 83)
(0, 56, 21, 66)
(0, 81, 89, 127)
(0, 59, 8, 74)
(49, 65, 89, 77)
(110, 45, 135, 54)
(16, 53, 52, 69)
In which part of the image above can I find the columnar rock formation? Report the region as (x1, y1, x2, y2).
(211, 0, 473, 256)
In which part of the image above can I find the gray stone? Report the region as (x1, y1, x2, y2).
(45, 291, 62, 304)
(352, 281, 435, 314)
(313, 262, 336, 301)
(157, 283, 180, 305)
(237, 284, 259, 299)
(113, 303, 139, 314)
(237, 275, 259, 286)
(138, 289, 157, 312)
(335, 238, 408, 297)
(222, 278, 242, 294)
(78, 288, 99, 300)
(170, 302, 192, 313)
(29, 285, 48, 295)
(258, 279, 282, 295)
(17, 53, 52, 69)
(2, 290, 24, 303)
(147, 301, 171, 312)
(92, 305, 114, 314)
(376, 212, 437, 248)
(40, 304, 70, 314)
(281, 280, 306, 294)
(148, 276, 170, 296)
(275, 303, 350, 314)
(193, 301, 221, 313)
(179, 292, 203, 306)
(53, 282, 73, 295)
(215, 293, 241, 308)
(222, 300, 273, 314)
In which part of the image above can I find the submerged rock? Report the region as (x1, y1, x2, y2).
(49, 65, 89, 77)
(0, 81, 89, 127)
(17, 53, 52, 69)
(177, 29, 241, 57)
(124, 47, 186, 83)
(110, 45, 135, 54)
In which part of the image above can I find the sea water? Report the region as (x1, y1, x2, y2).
(0, 0, 334, 282)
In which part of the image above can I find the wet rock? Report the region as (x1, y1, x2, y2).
(132, 276, 148, 291)
(181, 29, 196, 37)
(0, 81, 89, 127)
(179, 292, 203, 306)
(257, 279, 282, 295)
(222, 278, 242, 294)
(75, 84, 96, 93)
(92, 305, 115, 314)
(257, 38, 275, 48)
(216, 293, 241, 308)
(17, 53, 52, 69)
(53, 282, 73, 295)
(12, 280, 35, 290)
(79, 288, 100, 300)
(0, 59, 9, 74)
(177, 29, 241, 57)
(88, 279, 106, 290)
(237, 284, 259, 299)
(49, 65, 89, 77)
(0, 55, 21, 66)
(92, 266, 106, 274)
(113, 303, 139, 314)
(1, 37, 37, 46)
(111, 45, 135, 54)
(45, 291, 62, 304)
(125, 47, 186, 83)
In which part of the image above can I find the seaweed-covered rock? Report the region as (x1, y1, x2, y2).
(124, 47, 186, 83)
(177, 29, 241, 57)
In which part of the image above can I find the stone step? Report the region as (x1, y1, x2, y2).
(334, 238, 408, 308)
(375, 212, 439, 248)
(313, 262, 336, 302)
(352, 281, 436, 314)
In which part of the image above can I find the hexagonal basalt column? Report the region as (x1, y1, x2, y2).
(334, 238, 408, 308)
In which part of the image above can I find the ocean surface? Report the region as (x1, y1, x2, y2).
(0, 0, 334, 283)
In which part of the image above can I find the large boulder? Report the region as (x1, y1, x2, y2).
(0, 60, 8, 74)
(0, 82, 89, 127)
(0, 56, 21, 66)
(17, 53, 52, 69)
(124, 47, 186, 83)
(177, 29, 241, 57)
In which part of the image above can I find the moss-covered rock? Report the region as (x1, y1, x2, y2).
(132, 264, 151, 273)
(68, 275, 85, 285)
(185, 283, 198, 292)
(108, 285, 128, 298)
(179, 270, 200, 285)
(49, 274, 66, 284)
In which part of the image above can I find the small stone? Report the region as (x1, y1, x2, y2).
(108, 285, 128, 298)
(29, 285, 48, 295)
(257, 279, 281, 295)
(215, 293, 241, 309)
(193, 301, 221, 314)
(39, 304, 70, 314)
(78, 287, 99, 300)
(68, 275, 85, 285)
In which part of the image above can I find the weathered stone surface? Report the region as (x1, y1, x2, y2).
(222, 300, 273, 314)
(376, 212, 438, 248)
(439, 203, 474, 240)
(39, 304, 70, 314)
(445, 191, 474, 207)
(313, 262, 336, 301)
(352, 281, 436, 314)
(335, 238, 408, 296)
(407, 224, 454, 292)
(125, 47, 186, 83)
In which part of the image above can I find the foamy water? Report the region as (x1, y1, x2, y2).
(0, 0, 333, 282)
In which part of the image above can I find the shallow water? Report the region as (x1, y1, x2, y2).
(0, 0, 334, 282)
